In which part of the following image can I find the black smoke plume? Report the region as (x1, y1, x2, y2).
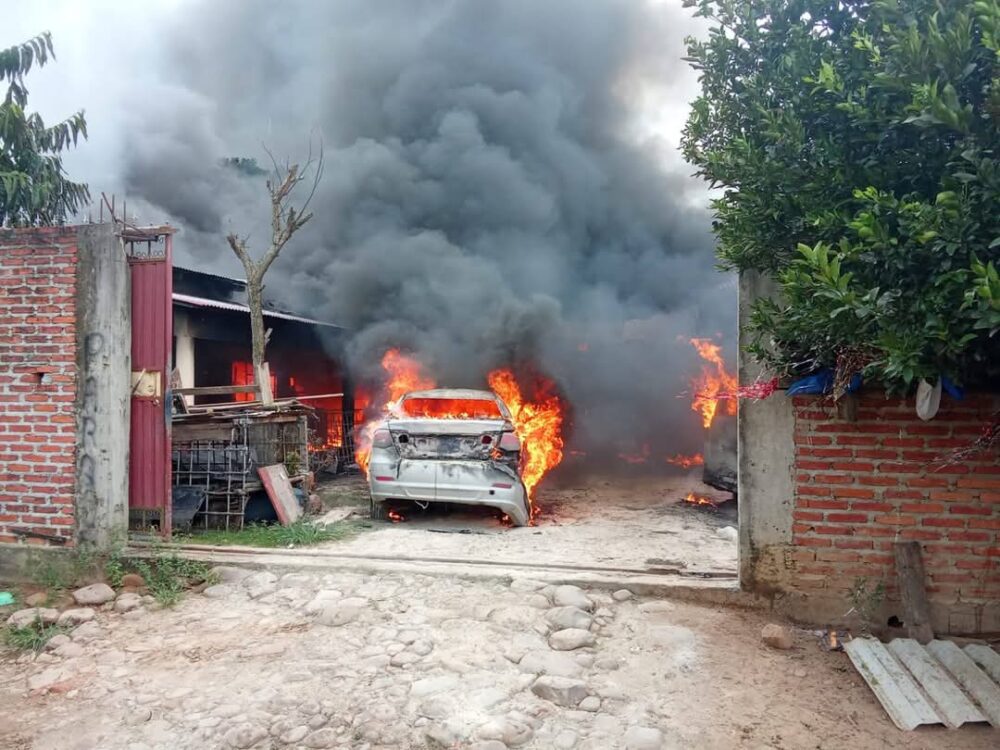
(122, 0, 734, 465)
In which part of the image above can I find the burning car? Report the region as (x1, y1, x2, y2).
(366, 388, 530, 526)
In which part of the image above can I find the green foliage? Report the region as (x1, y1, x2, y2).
(3, 618, 68, 652)
(1, 32, 89, 226)
(682, 0, 1000, 390)
(104, 547, 126, 589)
(181, 519, 362, 548)
(284, 450, 302, 477)
(129, 544, 214, 607)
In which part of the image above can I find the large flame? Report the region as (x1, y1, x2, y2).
(355, 349, 434, 475)
(689, 338, 737, 429)
(488, 369, 565, 502)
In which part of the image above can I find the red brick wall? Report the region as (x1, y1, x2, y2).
(790, 393, 999, 614)
(0, 227, 80, 545)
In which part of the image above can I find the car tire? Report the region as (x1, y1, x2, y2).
(370, 497, 388, 521)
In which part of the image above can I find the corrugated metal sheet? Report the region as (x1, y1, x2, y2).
(128, 237, 173, 533)
(173, 292, 343, 328)
(846, 637, 1000, 730)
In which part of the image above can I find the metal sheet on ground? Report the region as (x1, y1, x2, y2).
(844, 638, 940, 730)
(258, 465, 301, 525)
(967, 644, 1000, 685)
(887, 639, 988, 728)
(927, 641, 1000, 727)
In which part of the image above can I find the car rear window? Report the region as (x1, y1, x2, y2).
(400, 397, 503, 419)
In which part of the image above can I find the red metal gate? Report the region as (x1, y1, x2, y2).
(126, 227, 175, 535)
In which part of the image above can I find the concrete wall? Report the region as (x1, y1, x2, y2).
(74, 224, 131, 548)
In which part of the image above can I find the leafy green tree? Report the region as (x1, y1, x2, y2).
(682, 0, 1000, 392)
(1, 32, 89, 226)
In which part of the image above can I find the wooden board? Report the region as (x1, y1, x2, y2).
(894, 541, 934, 644)
(257, 464, 301, 526)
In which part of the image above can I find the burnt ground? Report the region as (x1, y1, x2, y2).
(314, 470, 738, 577)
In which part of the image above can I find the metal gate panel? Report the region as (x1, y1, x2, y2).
(127, 230, 175, 534)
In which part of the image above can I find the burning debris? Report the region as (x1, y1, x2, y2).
(665, 453, 704, 469)
(683, 492, 718, 509)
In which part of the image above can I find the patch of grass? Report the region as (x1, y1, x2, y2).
(104, 546, 126, 589)
(181, 519, 363, 549)
(3, 619, 69, 652)
(128, 544, 215, 607)
(28, 545, 100, 596)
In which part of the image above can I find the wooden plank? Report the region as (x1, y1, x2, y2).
(965, 644, 1000, 685)
(927, 640, 1000, 726)
(257, 464, 301, 526)
(888, 638, 987, 728)
(174, 384, 261, 396)
(844, 637, 941, 730)
(894, 541, 934, 644)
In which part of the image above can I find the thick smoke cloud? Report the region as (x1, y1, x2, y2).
(122, 0, 735, 463)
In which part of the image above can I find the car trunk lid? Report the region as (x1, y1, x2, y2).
(387, 418, 506, 460)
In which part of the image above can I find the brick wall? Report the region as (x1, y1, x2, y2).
(0, 227, 80, 545)
(790, 392, 999, 629)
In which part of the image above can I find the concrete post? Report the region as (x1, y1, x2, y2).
(74, 224, 131, 549)
(738, 270, 796, 588)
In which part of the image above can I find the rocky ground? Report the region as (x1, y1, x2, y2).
(2, 567, 995, 749)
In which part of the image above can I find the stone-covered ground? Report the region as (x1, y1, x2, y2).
(1, 568, 995, 750)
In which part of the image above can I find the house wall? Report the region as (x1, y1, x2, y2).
(0, 225, 129, 549)
(0, 227, 81, 545)
(739, 273, 1000, 635)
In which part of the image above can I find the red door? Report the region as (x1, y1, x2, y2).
(127, 230, 175, 535)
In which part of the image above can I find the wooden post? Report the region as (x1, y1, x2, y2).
(894, 541, 934, 644)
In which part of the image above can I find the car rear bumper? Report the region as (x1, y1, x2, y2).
(368, 458, 529, 526)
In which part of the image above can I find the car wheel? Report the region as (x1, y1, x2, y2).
(370, 497, 388, 521)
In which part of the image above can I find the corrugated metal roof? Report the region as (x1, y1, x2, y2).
(846, 637, 1000, 730)
(173, 292, 343, 329)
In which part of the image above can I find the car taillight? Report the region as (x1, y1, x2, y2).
(481, 435, 493, 445)
(498, 432, 520, 451)
(492, 482, 513, 489)
(373, 428, 393, 448)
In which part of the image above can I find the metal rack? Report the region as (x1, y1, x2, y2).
(171, 434, 255, 530)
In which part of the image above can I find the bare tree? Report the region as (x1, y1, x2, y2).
(226, 142, 323, 405)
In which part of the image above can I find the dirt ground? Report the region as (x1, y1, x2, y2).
(314, 470, 738, 577)
(2, 565, 995, 750)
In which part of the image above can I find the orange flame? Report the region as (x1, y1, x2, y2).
(355, 349, 435, 475)
(666, 453, 704, 469)
(689, 338, 737, 429)
(684, 492, 717, 507)
(488, 369, 565, 503)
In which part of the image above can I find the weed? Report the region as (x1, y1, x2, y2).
(846, 577, 885, 634)
(3, 618, 68, 652)
(104, 549, 126, 589)
(181, 519, 362, 549)
(284, 450, 302, 477)
(127, 543, 214, 607)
